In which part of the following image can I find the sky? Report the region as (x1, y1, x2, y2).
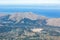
(0, 0, 60, 5)
(0, 0, 60, 9)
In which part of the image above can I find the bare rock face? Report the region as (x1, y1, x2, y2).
(46, 18, 60, 26)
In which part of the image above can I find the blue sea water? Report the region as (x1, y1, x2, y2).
(0, 7, 60, 18)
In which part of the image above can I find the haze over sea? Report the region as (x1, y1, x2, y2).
(0, 5, 60, 18)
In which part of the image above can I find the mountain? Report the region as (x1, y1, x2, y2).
(0, 12, 47, 32)
(0, 12, 60, 27)
(0, 12, 47, 26)
(0, 12, 60, 40)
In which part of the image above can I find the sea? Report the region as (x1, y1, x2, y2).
(0, 6, 60, 18)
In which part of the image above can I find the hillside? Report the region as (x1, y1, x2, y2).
(0, 12, 60, 40)
(46, 18, 60, 26)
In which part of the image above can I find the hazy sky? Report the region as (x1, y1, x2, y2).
(0, 0, 60, 5)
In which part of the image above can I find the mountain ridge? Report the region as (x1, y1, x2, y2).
(0, 12, 60, 27)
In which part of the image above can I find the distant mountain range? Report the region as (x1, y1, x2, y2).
(0, 12, 60, 27)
